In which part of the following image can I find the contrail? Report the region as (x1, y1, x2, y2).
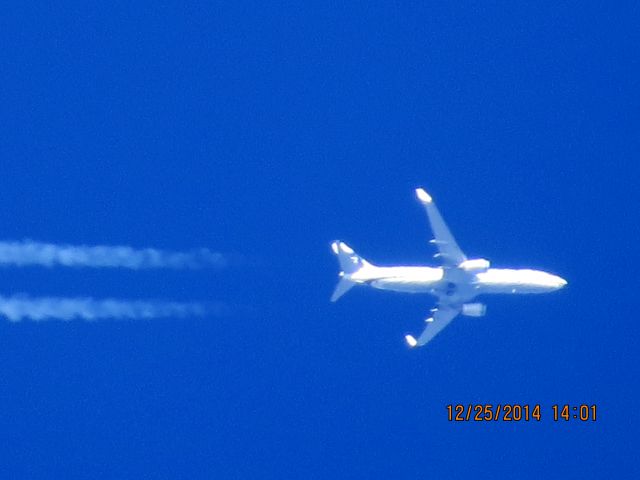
(0, 240, 228, 269)
(0, 295, 221, 322)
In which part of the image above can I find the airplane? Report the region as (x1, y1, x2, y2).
(330, 188, 567, 348)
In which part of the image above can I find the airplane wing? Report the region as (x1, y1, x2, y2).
(415, 188, 467, 266)
(405, 305, 461, 348)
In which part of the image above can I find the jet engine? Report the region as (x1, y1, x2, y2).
(462, 303, 487, 317)
(459, 258, 490, 273)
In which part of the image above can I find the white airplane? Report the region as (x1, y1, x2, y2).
(330, 188, 567, 348)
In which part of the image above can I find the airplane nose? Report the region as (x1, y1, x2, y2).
(555, 276, 568, 288)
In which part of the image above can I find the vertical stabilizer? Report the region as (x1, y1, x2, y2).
(329, 241, 371, 302)
(331, 241, 371, 273)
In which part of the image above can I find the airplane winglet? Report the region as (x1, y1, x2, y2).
(405, 335, 418, 348)
(415, 188, 432, 204)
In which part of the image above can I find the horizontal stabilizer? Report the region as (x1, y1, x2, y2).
(330, 241, 373, 302)
(330, 277, 355, 302)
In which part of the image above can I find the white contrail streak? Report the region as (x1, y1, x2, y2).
(0, 240, 228, 269)
(0, 295, 218, 322)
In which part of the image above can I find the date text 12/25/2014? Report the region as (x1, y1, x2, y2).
(446, 404, 597, 422)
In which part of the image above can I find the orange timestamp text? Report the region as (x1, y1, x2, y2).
(446, 404, 597, 422)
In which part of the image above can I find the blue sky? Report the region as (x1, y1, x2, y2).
(0, 2, 638, 478)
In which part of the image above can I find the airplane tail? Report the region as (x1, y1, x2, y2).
(330, 241, 372, 302)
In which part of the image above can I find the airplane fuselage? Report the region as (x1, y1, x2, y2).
(348, 265, 566, 305)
